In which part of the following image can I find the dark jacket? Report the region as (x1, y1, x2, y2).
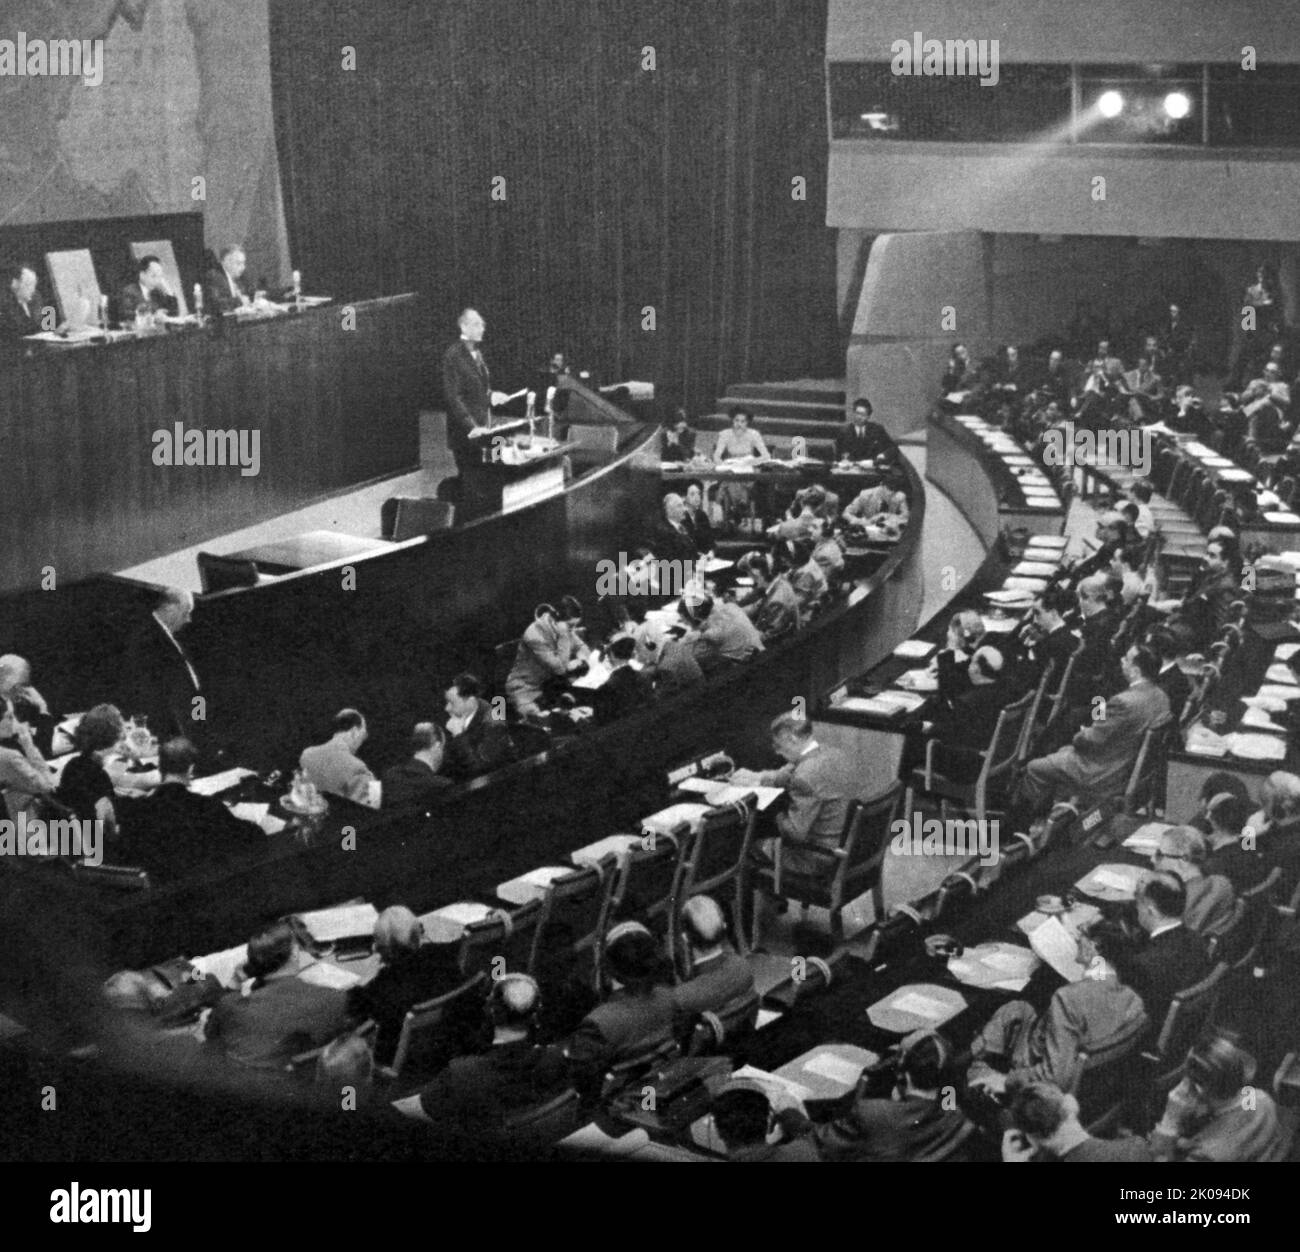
(347, 945, 475, 1066)
(683, 506, 715, 555)
(417, 1040, 572, 1134)
(116, 781, 265, 883)
(650, 517, 700, 567)
(0, 289, 42, 339)
(442, 339, 491, 459)
(817, 1094, 976, 1162)
(116, 281, 178, 324)
(591, 665, 656, 725)
(445, 698, 515, 779)
(1128, 925, 1210, 1028)
(204, 266, 251, 314)
(381, 758, 454, 811)
(55, 753, 114, 823)
(207, 977, 351, 1071)
(835, 420, 894, 464)
(121, 617, 202, 741)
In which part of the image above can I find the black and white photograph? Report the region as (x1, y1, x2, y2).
(1, 0, 1297, 1213)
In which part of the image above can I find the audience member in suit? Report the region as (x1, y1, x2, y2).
(968, 919, 1148, 1097)
(711, 1079, 822, 1162)
(1019, 645, 1170, 818)
(204, 244, 253, 313)
(732, 713, 855, 876)
(690, 594, 764, 672)
(565, 924, 679, 1098)
(1148, 625, 1192, 726)
(1203, 794, 1267, 891)
(651, 493, 702, 567)
(1044, 575, 1125, 746)
(0, 262, 42, 339)
(1038, 350, 1075, 411)
(672, 896, 757, 1024)
(1128, 873, 1210, 1028)
(444, 673, 516, 777)
(409, 973, 571, 1138)
(346, 907, 475, 1068)
(506, 598, 591, 720)
(116, 254, 179, 325)
(382, 722, 454, 811)
(682, 480, 715, 554)
(441, 307, 508, 475)
(1002, 1078, 1152, 1163)
(122, 587, 203, 742)
(818, 1032, 977, 1163)
(1017, 587, 1078, 688)
(941, 343, 977, 394)
(933, 610, 987, 704)
(206, 920, 354, 1071)
(1156, 536, 1242, 651)
(1151, 827, 1237, 942)
(0, 698, 56, 823)
(842, 482, 910, 530)
(1068, 512, 1133, 585)
(54, 704, 126, 835)
(1252, 770, 1300, 895)
(738, 550, 801, 642)
(1148, 1029, 1288, 1162)
(634, 619, 704, 695)
(662, 411, 697, 462)
(299, 708, 376, 805)
(591, 635, 655, 725)
(809, 517, 846, 588)
(0, 654, 56, 757)
(787, 540, 828, 623)
(910, 645, 1015, 787)
(835, 397, 895, 464)
(116, 737, 265, 883)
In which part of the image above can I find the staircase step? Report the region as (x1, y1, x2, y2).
(716, 395, 846, 423)
(727, 381, 847, 407)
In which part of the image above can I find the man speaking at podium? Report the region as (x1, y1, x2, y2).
(442, 307, 512, 475)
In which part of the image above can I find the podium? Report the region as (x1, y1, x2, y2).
(460, 431, 573, 522)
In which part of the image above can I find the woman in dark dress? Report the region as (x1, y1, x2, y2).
(56, 703, 127, 837)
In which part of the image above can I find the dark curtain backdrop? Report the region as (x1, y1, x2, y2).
(267, 0, 837, 415)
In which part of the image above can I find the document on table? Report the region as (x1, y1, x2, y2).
(298, 960, 362, 990)
(570, 655, 612, 690)
(676, 777, 784, 810)
(228, 801, 287, 834)
(296, 903, 379, 943)
(1122, 822, 1173, 854)
(892, 639, 937, 660)
(888, 991, 949, 1020)
(190, 767, 256, 796)
(641, 802, 711, 835)
(800, 1051, 867, 1086)
(1028, 916, 1087, 983)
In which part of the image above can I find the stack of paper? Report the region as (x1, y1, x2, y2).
(1028, 916, 1088, 983)
(1122, 822, 1173, 855)
(893, 639, 937, 660)
(296, 903, 379, 943)
(676, 777, 784, 810)
(190, 767, 256, 797)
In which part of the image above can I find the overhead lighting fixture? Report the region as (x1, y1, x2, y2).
(1097, 90, 1124, 118)
(1163, 90, 1192, 119)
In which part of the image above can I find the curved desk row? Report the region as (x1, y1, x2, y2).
(26, 418, 929, 968)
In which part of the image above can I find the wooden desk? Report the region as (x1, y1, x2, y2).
(227, 530, 397, 575)
(0, 293, 426, 592)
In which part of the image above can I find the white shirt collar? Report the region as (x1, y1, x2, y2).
(1148, 919, 1182, 940)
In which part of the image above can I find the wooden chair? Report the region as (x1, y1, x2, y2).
(196, 551, 259, 594)
(1069, 1030, 1147, 1134)
(749, 783, 902, 946)
(685, 988, 761, 1057)
(1138, 962, 1228, 1120)
(1121, 714, 1173, 816)
(905, 690, 1034, 827)
(611, 826, 690, 935)
(379, 972, 489, 1081)
(458, 899, 545, 980)
(675, 796, 757, 956)
(532, 860, 618, 993)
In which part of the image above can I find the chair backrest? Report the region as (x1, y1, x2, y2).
(680, 798, 756, 899)
(388, 972, 489, 1078)
(1206, 897, 1247, 962)
(197, 551, 259, 594)
(1123, 713, 1173, 814)
(842, 783, 903, 881)
(604, 1033, 681, 1094)
(71, 862, 152, 891)
(458, 899, 545, 979)
(614, 828, 688, 924)
(1044, 648, 1080, 725)
(499, 1086, 583, 1143)
(391, 497, 455, 540)
(1017, 665, 1057, 766)
(981, 690, 1035, 787)
(535, 862, 616, 969)
(1154, 962, 1228, 1064)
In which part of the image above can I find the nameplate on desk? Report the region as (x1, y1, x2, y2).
(501, 465, 565, 514)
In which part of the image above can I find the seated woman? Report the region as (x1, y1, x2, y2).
(712, 410, 770, 531)
(932, 610, 987, 704)
(346, 905, 473, 1068)
(0, 697, 56, 821)
(1148, 1029, 1288, 1162)
(966, 918, 1148, 1098)
(55, 704, 131, 837)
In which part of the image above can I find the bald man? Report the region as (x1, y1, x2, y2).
(442, 307, 510, 474)
(672, 895, 757, 1021)
(122, 587, 203, 740)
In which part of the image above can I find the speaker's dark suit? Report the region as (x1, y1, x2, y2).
(442, 339, 492, 472)
(117, 782, 265, 883)
(121, 617, 202, 741)
(0, 290, 41, 339)
(116, 282, 178, 324)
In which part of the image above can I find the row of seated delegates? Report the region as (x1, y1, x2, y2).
(735, 546, 826, 639)
(1003, 1029, 1289, 1163)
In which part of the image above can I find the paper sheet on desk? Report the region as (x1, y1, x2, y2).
(676, 777, 783, 810)
(893, 639, 937, 660)
(299, 961, 362, 990)
(296, 903, 379, 942)
(228, 802, 287, 834)
(1275, 642, 1300, 660)
(888, 992, 949, 1020)
(800, 1052, 867, 1086)
(570, 658, 612, 690)
(1240, 707, 1288, 733)
(1028, 916, 1087, 983)
(190, 767, 255, 796)
(1123, 822, 1173, 854)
